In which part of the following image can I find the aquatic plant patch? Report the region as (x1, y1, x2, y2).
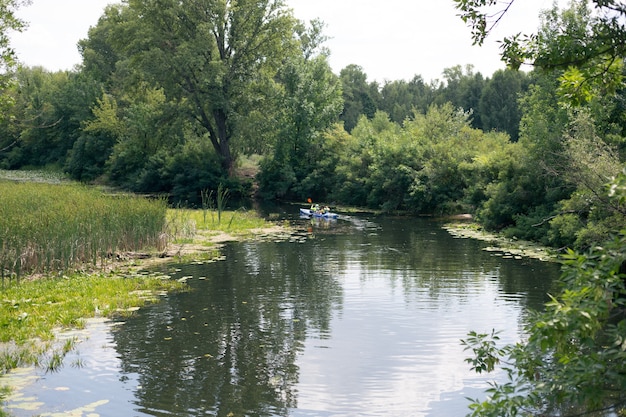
(0, 273, 185, 371)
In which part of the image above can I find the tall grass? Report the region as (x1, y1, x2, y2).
(200, 184, 230, 225)
(0, 181, 168, 282)
(216, 183, 230, 224)
(166, 207, 269, 240)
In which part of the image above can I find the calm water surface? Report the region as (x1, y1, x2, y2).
(5, 215, 560, 417)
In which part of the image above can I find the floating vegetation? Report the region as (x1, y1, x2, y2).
(0, 273, 186, 376)
(443, 222, 557, 262)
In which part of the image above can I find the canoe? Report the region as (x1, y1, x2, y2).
(300, 208, 339, 219)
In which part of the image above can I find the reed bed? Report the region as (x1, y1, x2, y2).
(0, 181, 168, 282)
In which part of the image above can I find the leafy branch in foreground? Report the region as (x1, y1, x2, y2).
(463, 169, 626, 417)
(462, 330, 506, 374)
(454, 0, 626, 105)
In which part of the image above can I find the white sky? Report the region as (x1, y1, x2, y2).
(10, 0, 556, 83)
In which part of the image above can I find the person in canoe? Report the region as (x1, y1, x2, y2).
(308, 198, 320, 213)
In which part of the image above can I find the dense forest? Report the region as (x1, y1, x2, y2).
(0, 0, 624, 254)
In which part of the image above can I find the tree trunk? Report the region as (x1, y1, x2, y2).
(213, 108, 233, 175)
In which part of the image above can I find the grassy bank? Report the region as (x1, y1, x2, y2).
(0, 178, 286, 404)
(168, 207, 274, 240)
(0, 181, 167, 282)
(0, 206, 281, 376)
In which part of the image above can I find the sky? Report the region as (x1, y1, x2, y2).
(10, 0, 557, 84)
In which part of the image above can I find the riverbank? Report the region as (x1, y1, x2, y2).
(442, 221, 558, 262)
(2, 212, 562, 417)
(0, 201, 557, 416)
(0, 206, 293, 415)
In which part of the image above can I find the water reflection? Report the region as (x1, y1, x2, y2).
(4, 215, 561, 417)
(112, 239, 345, 416)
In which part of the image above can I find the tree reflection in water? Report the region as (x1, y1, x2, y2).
(111, 240, 343, 416)
(107, 216, 558, 416)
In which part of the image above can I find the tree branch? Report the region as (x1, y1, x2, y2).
(532, 210, 580, 227)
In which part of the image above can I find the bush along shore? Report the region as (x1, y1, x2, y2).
(0, 179, 289, 414)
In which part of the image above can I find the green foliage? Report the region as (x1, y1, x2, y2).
(479, 69, 527, 141)
(402, 105, 475, 213)
(0, 68, 102, 170)
(134, 139, 243, 207)
(462, 330, 504, 374)
(463, 173, 626, 416)
(338, 111, 411, 210)
(257, 53, 343, 200)
(83, 84, 248, 206)
(435, 65, 486, 130)
(327, 105, 520, 215)
(0, 0, 29, 119)
(455, 0, 626, 104)
(69, 2, 342, 203)
(378, 77, 425, 125)
(65, 92, 122, 181)
(107, 0, 300, 174)
(78, 4, 124, 85)
(339, 64, 379, 131)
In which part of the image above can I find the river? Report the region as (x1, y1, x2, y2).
(4, 214, 560, 417)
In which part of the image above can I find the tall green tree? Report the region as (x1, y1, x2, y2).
(78, 4, 124, 87)
(379, 75, 434, 125)
(0, 0, 29, 120)
(0, 67, 100, 169)
(107, 0, 299, 175)
(258, 53, 343, 200)
(479, 69, 527, 141)
(338, 64, 379, 132)
(434, 65, 486, 129)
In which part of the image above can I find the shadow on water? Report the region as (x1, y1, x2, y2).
(4, 213, 561, 417)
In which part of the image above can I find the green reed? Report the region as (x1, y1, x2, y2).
(0, 181, 168, 282)
(216, 183, 230, 225)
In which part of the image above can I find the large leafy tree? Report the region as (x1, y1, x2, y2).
(338, 64, 379, 131)
(0, 67, 101, 169)
(379, 75, 434, 125)
(434, 65, 486, 130)
(479, 69, 527, 141)
(257, 52, 343, 200)
(106, 0, 299, 175)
